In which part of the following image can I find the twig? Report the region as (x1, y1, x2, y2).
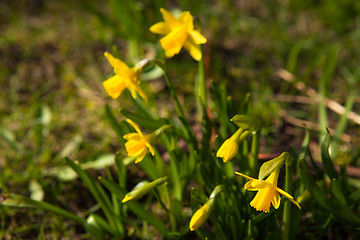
(279, 109, 351, 143)
(276, 69, 360, 125)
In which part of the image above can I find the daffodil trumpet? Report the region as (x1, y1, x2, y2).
(235, 171, 301, 213)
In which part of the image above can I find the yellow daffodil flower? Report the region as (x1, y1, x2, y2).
(150, 8, 207, 61)
(103, 52, 147, 101)
(217, 128, 250, 162)
(235, 171, 301, 213)
(123, 119, 155, 163)
(189, 202, 210, 231)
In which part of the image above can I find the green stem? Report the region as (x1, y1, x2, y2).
(282, 159, 293, 240)
(198, 46, 207, 107)
(147, 60, 185, 119)
(249, 130, 260, 176)
(145, 59, 198, 150)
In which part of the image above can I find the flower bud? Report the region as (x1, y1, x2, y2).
(122, 177, 167, 203)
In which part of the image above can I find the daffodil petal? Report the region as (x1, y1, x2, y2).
(131, 82, 148, 102)
(276, 187, 301, 209)
(126, 82, 139, 99)
(104, 52, 129, 72)
(103, 75, 126, 99)
(189, 30, 207, 44)
(216, 143, 225, 157)
(127, 119, 143, 136)
(272, 192, 281, 209)
(235, 172, 257, 181)
(135, 150, 147, 164)
(288, 198, 301, 209)
(178, 11, 193, 30)
(145, 141, 155, 156)
(123, 133, 140, 141)
(164, 48, 178, 58)
(160, 8, 177, 25)
(275, 187, 294, 200)
(183, 40, 202, 61)
(150, 22, 171, 35)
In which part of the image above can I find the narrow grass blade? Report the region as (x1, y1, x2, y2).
(0, 127, 22, 151)
(2, 194, 104, 239)
(349, 188, 360, 206)
(299, 159, 335, 210)
(321, 131, 338, 180)
(65, 157, 124, 236)
(332, 91, 355, 157)
(169, 151, 182, 201)
(330, 179, 347, 205)
(104, 104, 124, 141)
(114, 153, 126, 189)
(286, 42, 302, 73)
(299, 159, 360, 225)
(87, 213, 118, 236)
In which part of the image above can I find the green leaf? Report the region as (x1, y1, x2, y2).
(321, 131, 338, 179)
(55, 134, 82, 160)
(99, 177, 168, 235)
(44, 154, 115, 181)
(81, 154, 115, 170)
(349, 188, 360, 206)
(330, 179, 347, 206)
(29, 180, 44, 201)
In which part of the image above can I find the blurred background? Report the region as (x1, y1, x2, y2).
(1, 0, 360, 238)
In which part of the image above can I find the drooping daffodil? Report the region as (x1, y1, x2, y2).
(189, 185, 224, 231)
(150, 8, 207, 61)
(103, 52, 147, 101)
(235, 170, 301, 213)
(123, 119, 155, 163)
(216, 128, 250, 162)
